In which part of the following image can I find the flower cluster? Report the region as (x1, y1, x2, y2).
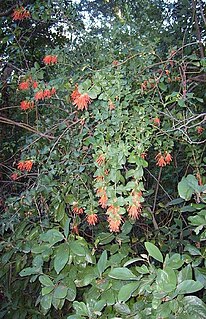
(107, 205, 121, 232)
(34, 88, 56, 101)
(18, 78, 38, 91)
(17, 160, 33, 172)
(127, 191, 142, 219)
(71, 85, 91, 111)
(20, 100, 34, 111)
(72, 204, 84, 215)
(96, 187, 108, 209)
(12, 7, 30, 21)
(155, 152, 172, 167)
(86, 213, 98, 226)
(43, 55, 58, 65)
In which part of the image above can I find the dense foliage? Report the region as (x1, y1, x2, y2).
(0, 0, 206, 318)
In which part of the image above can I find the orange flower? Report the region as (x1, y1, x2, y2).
(107, 214, 121, 232)
(73, 93, 91, 111)
(72, 224, 79, 235)
(43, 89, 51, 98)
(108, 99, 115, 110)
(107, 205, 120, 215)
(32, 81, 38, 89)
(12, 7, 30, 20)
(96, 154, 105, 166)
(71, 85, 81, 101)
(112, 60, 119, 66)
(73, 206, 84, 215)
(164, 152, 172, 165)
(20, 100, 34, 111)
(98, 192, 108, 209)
(19, 81, 29, 90)
(43, 55, 58, 65)
(128, 203, 142, 219)
(34, 88, 56, 101)
(141, 80, 148, 91)
(155, 153, 166, 167)
(165, 69, 170, 76)
(197, 126, 204, 134)
(86, 213, 98, 226)
(11, 173, 19, 181)
(153, 117, 160, 126)
(34, 91, 44, 101)
(24, 160, 33, 172)
(140, 152, 147, 159)
(17, 161, 25, 171)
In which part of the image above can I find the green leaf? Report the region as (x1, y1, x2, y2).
(183, 296, 206, 319)
(39, 274, 54, 286)
(42, 286, 54, 296)
(53, 285, 68, 299)
(164, 253, 184, 269)
(156, 267, 177, 293)
(135, 264, 149, 274)
(176, 280, 203, 294)
(73, 301, 89, 316)
(66, 280, 76, 301)
(118, 282, 139, 302)
(114, 302, 131, 315)
(97, 250, 107, 276)
(109, 267, 138, 280)
(54, 243, 70, 274)
(19, 267, 40, 277)
(40, 229, 64, 246)
(70, 241, 85, 256)
(40, 293, 52, 310)
(55, 202, 65, 222)
(145, 242, 163, 263)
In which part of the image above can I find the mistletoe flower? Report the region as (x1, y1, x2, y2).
(197, 126, 204, 134)
(96, 154, 105, 166)
(86, 213, 98, 226)
(155, 153, 166, 167)
(20, 100, 34, 111)
(43, 55, 58, 65)
(128, 203, 142, 219)
(98, 191, 108, 209)
(107, 214, 122, 232)
(19, 80, 30, 90)
(11, 173, 19, 181)
(12, 7, 31, 21)
(17, 160, 33, 172)
(164, 152, 172, 165)
(153, 117, 160, 126)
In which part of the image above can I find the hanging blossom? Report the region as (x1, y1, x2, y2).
(86, 213, 98, 226)
(20, 100, 34, 111)
(12, 7, 31, 20)
(106, 205, 122, 232)
(43, 55, 58, 65)
(127, 190, 142, 219)
(17, 160, 33, 172)
(18, 78, 38, 91)
(96, 188, 108, 209)
(96, 154, 105, 166)
(71, 85, 91, 111)
(11, 172, 19, 181)
(72, 204, 84, 215)
(155, 152, 172, 167)
(34, 87, 56, 101)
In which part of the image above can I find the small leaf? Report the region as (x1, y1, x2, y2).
(39, 275, 54, 286)
(40, 293, 52, 310)
(118, 282, 139, 302)
(42, 286, 54, 296)
(145, 242, 163, 263)
(40, 229, 64, 246)
(70, 241, 85, 256)
(53, 285, 68, 299)
(109, 267, 138, 280)
(19, 267, 40, 277)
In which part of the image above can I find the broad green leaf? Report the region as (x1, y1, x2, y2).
(109, 267, 138, 280)
(55, 202, 65, 222)
(135, 264, 149, 274)
(156, 267, 177, 292)
(118, 282, 139, 302)
(178, 264, 193, 283)
(53, 285, 68, 299)
(183, 296, 206, 319)
(40, 293, 52, 310)
(97, 250, 107, 276)
(19, 267, 40, 277)
(73, 301, 89, 316)
(114, 302, 131, 315)
(145, 242, 163, 263)
(54, 243, 70, 274)
(40, 229, 64, 246)
(42, 286, 54, 296)
(70, 241, 85, 256)
(93, 299, 106, 312)
(164, 253, 184, 269)
(66, 280, 76, 301)
(39, 274, 54, 286)
(178, 177, 193, 201)
(176, 280, 203, 294)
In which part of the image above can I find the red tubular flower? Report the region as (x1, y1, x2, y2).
(96, 154, 105, 166)
(12, 7, 31, 21)
(71, 85, 81, 101)
(86, 213, 98, 226)
(11, 173, 19, 181)
(98, 192, 108, 209)
(20, 100, 34, 111)
(73, 93, 91, 111)
(17, 161, 25, 171)
(24, 160, 33, 172)
(32, 81, 38, 89)
(128, 203, 142, 219)
(197, 126, 204, 134)
(164, 152, 172, 165)
(43, 55, 58, 65)
(34, 91, 44, 101)
(153, 117, 160, 126)
(19, 81, 29, 90)
(107, 214, 122, 232)
(155, 153, 166, 167)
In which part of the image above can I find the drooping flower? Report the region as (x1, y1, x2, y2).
(155, 153, 166, 167)
(19, 81, 29, 90)
(17, 161, 25, 171)
(128, 203, 142, 219)
(86, 213, 98, 226)
(98, 192, 108, 209)
(32, 81, 38, 89)
(12, 7, 31, 21)
(43, 55, 58, 65)
(197, 126, 204, 134)
(108, 99, 115, 110)
(20, 100, 34, 111)
(71, 85, 81, 101)
(164, 152, 172, 165)
(96, 154, 105, 166)
(73, 93, 91, 111)
(34, 91, 44, 101)
(112, 60, 119, 66)
(153, 117, 160, 126)
(34, 88, 56, 101)
(107, 214, 122, 232)
(11, 173, 19, 181)
(72, 205, 84, 215)
(23, 160, 33, 172)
